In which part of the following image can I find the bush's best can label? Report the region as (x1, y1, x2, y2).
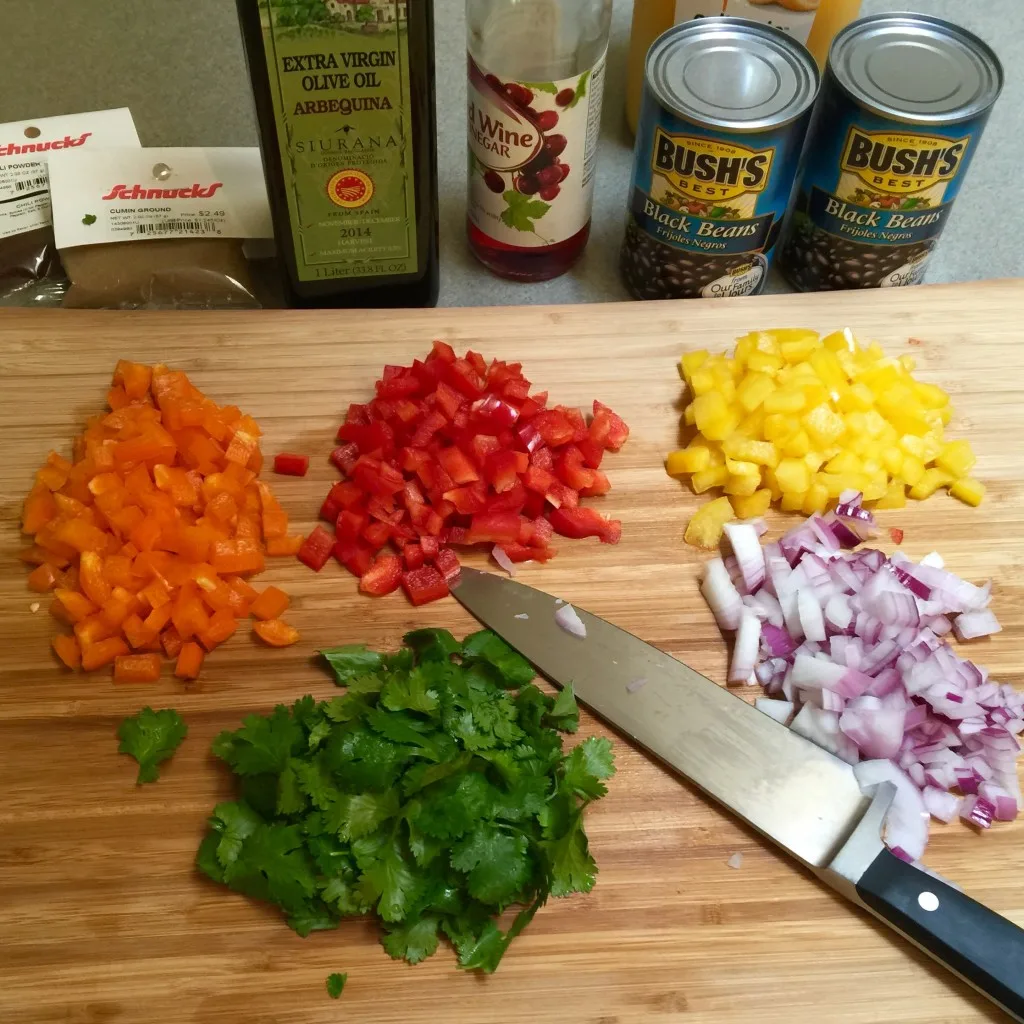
(621, 18, 818, 301)
(778, 13, 1003, 291)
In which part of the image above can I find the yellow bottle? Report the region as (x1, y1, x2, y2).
(625, 1, 863, 135)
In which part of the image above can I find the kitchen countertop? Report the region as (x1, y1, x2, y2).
(2, 0, 1020, 308)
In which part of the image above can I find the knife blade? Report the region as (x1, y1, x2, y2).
(452, 567, 1024, 1022)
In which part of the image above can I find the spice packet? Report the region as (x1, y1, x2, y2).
(0, 108, 140, 303)
(48, 147, 273, 309)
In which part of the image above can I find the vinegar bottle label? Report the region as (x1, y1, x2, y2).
(467, 52, 606, 249)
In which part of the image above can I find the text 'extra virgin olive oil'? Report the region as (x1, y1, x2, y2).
(237, 0, 439, 308)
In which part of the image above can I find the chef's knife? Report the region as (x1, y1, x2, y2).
(452, 567, 1024, 1022)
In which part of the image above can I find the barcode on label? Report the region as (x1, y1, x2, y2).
(134, 219, 219, 237)
(14, 175, 48, 193)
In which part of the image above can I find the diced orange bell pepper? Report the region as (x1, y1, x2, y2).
(79, 551, 113, 605)
(205, 491, 238, 525)
(122, 613, 155, 650)
(54, 518, 110, 555)
(139, 576, 172, 610)
(19, 544, 70, 568)
(266, 535, 304, 556)
(211, 540, 265, 576)
(225, 429, 258, 467)
(81, 636, 129, 672)
(113, 653, 162, 684)
(225, 461, 256, 490)
(22, 483, 58, 533)
(175, 641, 205, 680)
(129, 515, 163, 553)
(75, 614, 115, 649)
(144, 602, 173, 635)
(107, 505, 146, 537)
(53, 588, 97, 623)
(102, 554, 137, 589)
(262, 508, 289, 539)
(172, 580, 211, 640)
(235, 515, 261, 543)
(27, 563, 60, 593)
(52, 633, 82, 669)
(161, 626, 183, 659)
(253, 619, 300, 647)
(200, 610, 238, 651)
(250, 585, 290, 621)
(100, 590, 135, 629)
(154, 464, 199, 507)
(114, 360, 153, 401)
(36, 461, 70, 492)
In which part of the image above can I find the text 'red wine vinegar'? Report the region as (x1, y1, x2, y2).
(466, 0, 611, 282)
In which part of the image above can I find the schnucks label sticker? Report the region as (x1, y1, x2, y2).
(48, 148, 274, 249)
(0, 108, 140, 241)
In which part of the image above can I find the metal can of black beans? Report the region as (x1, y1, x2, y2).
(778, 13, 1003, 292)
(621, 18, 819, 301)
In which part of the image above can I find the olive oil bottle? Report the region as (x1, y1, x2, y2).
(236, 0, 439, 307)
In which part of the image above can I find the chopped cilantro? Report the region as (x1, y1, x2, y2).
(326, 972, 347, 999)
(196, 631, 614, 974)
(116, 706, 187, 784)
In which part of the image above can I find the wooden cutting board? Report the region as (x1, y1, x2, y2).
(1, 280, 1021, 1024)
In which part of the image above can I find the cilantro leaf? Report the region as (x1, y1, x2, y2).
(355, 835, 422, 922)
(546, 683, 579, 733)
(546, 813, 598, 897)
(382, 914, 440, 964)
(451, 825, 532, 905)
(321, 645, 384, 685)
(207, 800, 263, 869)
(403, 627, 461, 662)
(326, 972, 347, 999)
(213, 706, 302, 776)
(327, 790, 400, 841)
(461, 630, 535, 688)
(560, 736, 616, 801)
(116, 706, 187, 784)
(500, 191, 550, 233)
(381, 666, 440, 714)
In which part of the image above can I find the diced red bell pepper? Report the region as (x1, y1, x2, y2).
(523, 465, 555, 495)
(576, 438, 605, 469)
(392, 399, 421, 424)
(411, 409, 447, 448)
(555, 445, 595, 491)
(487, 480, 527, 514)
(531, 409, 575, 447)
(337, 509, 369, 542)
(424, 510, 445, 536)
(345, 403, 369, 425)
(362, 520, 392, 551)
(376, 371, 421, 400)
(556, 406, 589, 443)
(401, 446, 432, 474)
(590, 401, 630, 451)
(435, 547, 461, 584)
(545, 482, 579, 509)
(485, 449, 524, 493)
(360, 553, 402, 596)
(530, 446, 554, 471)
(404, 543, 426, 570)
(443, 483, 487, 515)
(549, 506, 621, 544)
(441, 359, 486, 399)
(516, 421, 544, 453)
(499, 542, 557, 563)
(522, 491, 546, 519)
(580, 470, 611, 497)
(447, 526, 469, 546)
(470, 433, 501, 464)
(401, 565, 450, 606)
(330, 443, 360, 474)
(466, 350, 487, 377)
(334, 539, 374, 577)
(430, 340, 456, 363)
(337, 420, 395, 455)
(437, 445, 480, 484)
(298, 526, 335, 571)
(467, 512, 522, 545)
(403, 478, 425, 507)
(434, 381, 465, 419)
(501, 378, 531, 401)
(420, 534, 440, 560)
(273, 452, 309, 477)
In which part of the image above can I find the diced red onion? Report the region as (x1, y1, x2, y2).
(697, 509, 1018, 857)
(724, 522, 766, 593)
(491, 545, 517, 577)
(701, 558, 742, 631)
(953, 610, 1002, 641)
(554, 603, 586, 639)
(854, 759, 929, 861)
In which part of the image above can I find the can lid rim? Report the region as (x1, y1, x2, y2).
(645, 16, 820, 134)
(828, 12, 1004, 126)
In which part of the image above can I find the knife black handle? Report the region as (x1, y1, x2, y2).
(856, 847, 1024, 1021)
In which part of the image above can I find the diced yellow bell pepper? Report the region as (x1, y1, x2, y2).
(899, 434, 925, 458)
(725, 456, 760, 478)
(863, 474, 888, 501)
(763, 388, 805, 414)
(738, 410, 765, 438)
(666, 448, 710, 477)
(822, 330, 852, 352)
(826, 450, 861, 475)
(680, 350, 709, 385)
(909, 468, 953, 501)
(684, 496, 735, 549)
(802, 481, 829, 515)
(920, 431, 943, 463)
(818, 472, 851, 498)
(900, 456, 926, 487)
(780, 490, 805, 512)
(950, 477, 986, 507)
(724, 436, 778, 468)
(692, 392, 738, 441)
(724, 472, 761, 497)
(898, 354, 916, 373)
(804, 451, 827, 473)
(747, 351, 783, 375)
(763, 414, 791, 443)
(913, 381, 949, 409)
(752, 331, 782, 355)
(730, 489, 772, 519)
(691, 465, 728, 494)
(835, 381, 874, 413)
(936, 439, 975, 478)
(874, 481, 906, 509)
(775, 458, 811, 494)
(780, 333, 822, 362)
(803, 403, 845, 447)
(809, 348, 846, 390)
(780, 430, 810, 458)
(689, 367, 716, 396)
(736, 371, 775, 412)
(684, 404, 696, 426)
(881, 446, 903, 475)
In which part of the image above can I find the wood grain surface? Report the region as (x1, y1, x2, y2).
(1, 281, 1022, 1024)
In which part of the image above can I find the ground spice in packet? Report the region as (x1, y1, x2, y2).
(0, 108, 139, 301)
(47, 147, 273, 309)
